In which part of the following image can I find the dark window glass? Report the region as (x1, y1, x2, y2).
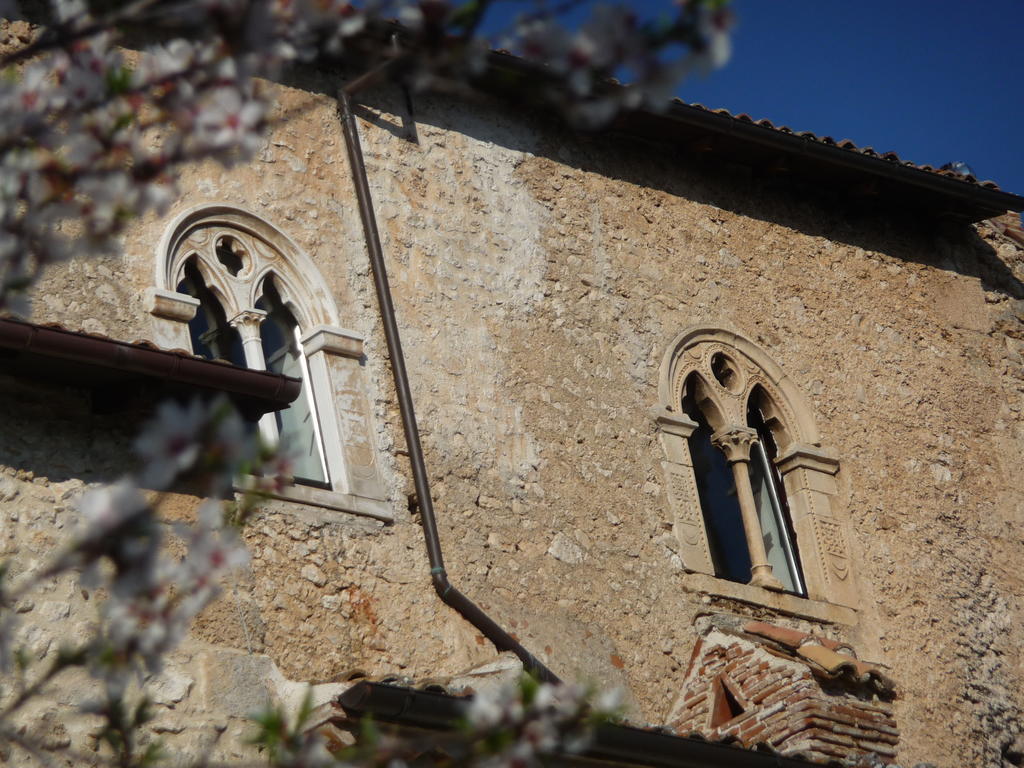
(215, 236, 245, 276)
(256, 278, 328, 487)
(682, 391, 751, 584)
(747, 398, 805, 595)
(176, 260, 244, 366)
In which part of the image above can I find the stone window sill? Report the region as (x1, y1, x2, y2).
(237, 477, 394, 522)
(681, 572, 857, 625)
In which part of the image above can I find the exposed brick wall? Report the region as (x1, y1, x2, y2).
(669, 631, 898, 764)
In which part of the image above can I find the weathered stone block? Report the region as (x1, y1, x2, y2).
(197, 650, 275, 717)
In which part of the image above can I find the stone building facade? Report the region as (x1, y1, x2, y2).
(2, 43, 1024, 767)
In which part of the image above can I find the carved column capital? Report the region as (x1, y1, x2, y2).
(227, 308, 268, 341)
(711, 426, 758, 463)
(227, 308, 270, 372)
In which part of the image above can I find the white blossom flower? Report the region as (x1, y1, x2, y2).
(134, 399, 206, 490)
(695, 3, 734, 71)
(78, 481, 149, 541)
(52, 0, 87, 23)
(196, 88, 266, 155)
(594, 686, 624, 713)
(467, 687, 505, 729)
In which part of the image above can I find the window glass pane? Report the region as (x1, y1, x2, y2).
(258, 280, 328, 487)
(748, 443, 798, 593)
(683, 403, 751, 584)
(747, 398, 805, 595)
(177, 261, 244, 366)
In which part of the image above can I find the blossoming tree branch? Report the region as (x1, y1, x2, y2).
(0, 0, 731, 765)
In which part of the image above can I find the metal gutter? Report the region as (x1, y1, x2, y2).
(0, 316, 301, 417)
(338, 82, 559, 684)
(337, 681, 820, 768)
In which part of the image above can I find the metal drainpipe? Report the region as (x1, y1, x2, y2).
(338, 85, 560, 684)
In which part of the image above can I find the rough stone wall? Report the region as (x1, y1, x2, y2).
(4, 71, 1024, 767)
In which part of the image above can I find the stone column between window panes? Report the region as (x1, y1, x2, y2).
(653, 408, 715, 575)
(228, 309, 269, 370)
(301, 326, 386, 501)
(228, 309, 278, 447)
(712, 426, 784, 591)
(776, 444, 856, 609)
(145, 288, 199, 350)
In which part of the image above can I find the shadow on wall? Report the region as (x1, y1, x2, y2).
(0, 376, 142, 486)
(295, 66, 1023, 301)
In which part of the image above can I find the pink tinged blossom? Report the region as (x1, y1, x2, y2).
(514, 18, 571, 68)
(137, 179, 176, 216)
(17, 65, 51, 114)
(337, 4, 366, 37)
(89, 495, 249, 680)
(77, 173, 132, 235)
(62, 133, 103, 167)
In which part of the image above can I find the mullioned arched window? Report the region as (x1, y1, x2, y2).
(653, 327, 856, 609)
(144, 205, 390, 520)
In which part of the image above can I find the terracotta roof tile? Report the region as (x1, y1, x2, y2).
(743, 621, 809, 649)
(741, 621, 895, 697)
(794, 644, 859, 675)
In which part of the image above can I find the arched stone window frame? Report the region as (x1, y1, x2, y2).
(145, 204, 390, 521)
(653, 326, 857, 613)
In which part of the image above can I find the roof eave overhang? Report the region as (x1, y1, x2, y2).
(335, 681, 821, 768)
(0, 317, 301, 418)
(479, 51, 1024, 224)
(628, 101, 1024, 223)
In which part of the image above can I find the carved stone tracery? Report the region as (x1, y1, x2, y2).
(654, 326, 857, 610)
(149, 205, 387, 510)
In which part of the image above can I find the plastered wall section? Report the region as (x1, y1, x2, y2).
(7, 74, 1024, 768)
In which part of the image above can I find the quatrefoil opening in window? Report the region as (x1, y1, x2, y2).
(215, 235, 250, 277)
(709, 351, 743, 395)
